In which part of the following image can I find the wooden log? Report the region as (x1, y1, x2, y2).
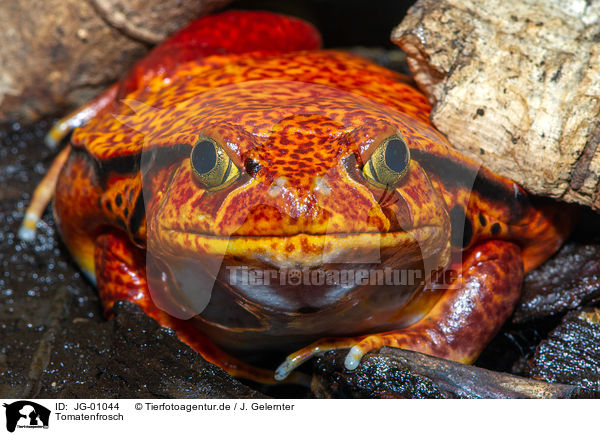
(312, 347, 595, 398)
(392, 0, 600, 210)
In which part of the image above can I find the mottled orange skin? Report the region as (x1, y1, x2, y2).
(50, 11, 570, 382)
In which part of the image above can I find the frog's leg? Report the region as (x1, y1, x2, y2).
(46, 10, 321, 147)
(275, 240, 522, 381)
(95, 230, 305, 385)
(18, 145, 71, 240)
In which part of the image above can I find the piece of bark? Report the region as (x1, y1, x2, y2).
(529, 308, 600, 392)
(0, 0, 232, 123)
(514, 243, 600, 323)
(512, 210, 600, 323)
(392, 0, 600, 210)
(311, 347, 593, 398)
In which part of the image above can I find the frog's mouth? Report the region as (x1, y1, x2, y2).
(154, 224, 446, 268)
(146, 224, 450, 352)
(148, 223, 448, 312)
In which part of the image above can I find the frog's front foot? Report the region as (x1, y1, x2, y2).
(275, 336, 366, 380)
(276, 240, 523, 381)
(275, 331, 434, 380)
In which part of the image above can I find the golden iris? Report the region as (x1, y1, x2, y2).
(362, 134, 410, 188)
(190, 136, 240, 191)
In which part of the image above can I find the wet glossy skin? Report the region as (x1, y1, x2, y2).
(46, 11, 570, 382)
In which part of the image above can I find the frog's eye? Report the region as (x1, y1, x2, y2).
(190, 137, 240, 191)
(362, 134, 410, 189)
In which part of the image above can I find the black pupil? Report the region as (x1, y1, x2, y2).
(192, 140, 217, 174)
(385, 138, 408, 173)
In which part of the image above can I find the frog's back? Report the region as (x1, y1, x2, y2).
(72, 50, 433, 162)
(145, 50, 433, 121)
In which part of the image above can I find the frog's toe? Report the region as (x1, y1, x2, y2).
(344, 345, 366, 370)
(343, 335, 392, 369)
(275, 350, 317, 381)
(274, 358, 296, 381)
(45, 121, 70, 149)
(275, 336, 365, 380)
(18, 212, 38, 241)
(273, 359, 312, 383)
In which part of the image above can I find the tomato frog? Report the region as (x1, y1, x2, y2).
(20, 10, 571, 383)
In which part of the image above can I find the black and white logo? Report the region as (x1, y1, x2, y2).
(3, 401, 50, 433)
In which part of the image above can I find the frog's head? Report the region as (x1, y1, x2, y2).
(125, 80, 452, 348)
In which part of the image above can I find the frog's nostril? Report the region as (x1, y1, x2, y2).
(244, 158, 262, 175)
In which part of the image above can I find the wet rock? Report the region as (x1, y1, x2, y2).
(514, 244, 600, 323)
(513, 211, 600, 323)
(311, 347, 588, 398)
(529, 308, 600, 392)
(475, 318, 560, 376)
(37, 301, 266, 399)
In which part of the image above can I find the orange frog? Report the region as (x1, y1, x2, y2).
(20, 11, 570, 383)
